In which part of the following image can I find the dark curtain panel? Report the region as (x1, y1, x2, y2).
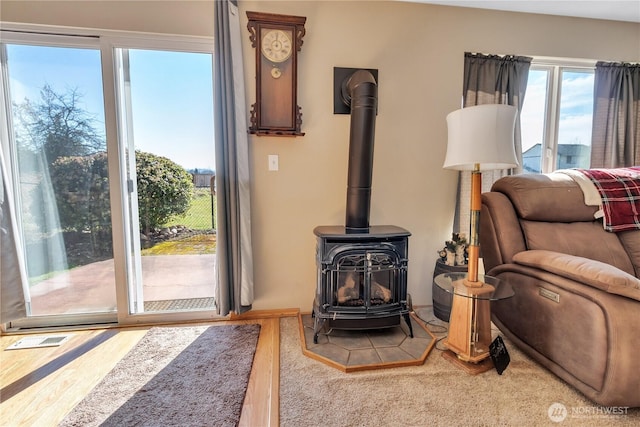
(453, 52, 531, 235)
(591, 61, 640, 168)
(213, 0, 254, 315)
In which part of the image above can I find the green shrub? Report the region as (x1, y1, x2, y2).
(50, 152, 110, 231)
(50, 150, 194, 240)
(136, 151, 194, 234)
(49, 152, 112, 258)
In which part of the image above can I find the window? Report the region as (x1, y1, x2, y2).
(520, 59, 595, 173)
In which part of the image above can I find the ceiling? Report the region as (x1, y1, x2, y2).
(407, 1, 640, 23)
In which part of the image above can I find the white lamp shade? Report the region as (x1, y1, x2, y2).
(443, 104, 519, 171)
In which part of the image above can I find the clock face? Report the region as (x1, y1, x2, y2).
(261, 29, 293, 63)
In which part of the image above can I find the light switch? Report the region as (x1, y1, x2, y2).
(268, 154, 279, 171)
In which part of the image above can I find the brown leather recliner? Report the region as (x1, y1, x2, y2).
(480, 173, 640, 407)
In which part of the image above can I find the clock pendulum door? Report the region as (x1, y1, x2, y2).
(259, 28, 294, 130)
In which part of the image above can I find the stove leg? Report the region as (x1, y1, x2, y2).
(313, 314, 326, 344)
(403, 312, 414, 338)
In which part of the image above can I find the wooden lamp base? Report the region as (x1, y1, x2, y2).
(442, 349, 494, 375)
(442, 281, 494, 371)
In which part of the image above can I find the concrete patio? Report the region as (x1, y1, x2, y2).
(28, 254, 216, 315)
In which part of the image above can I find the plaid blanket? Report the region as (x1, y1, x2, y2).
(576, 167, 640, 232)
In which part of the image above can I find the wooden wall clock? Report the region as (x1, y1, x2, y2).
(246, 11, 306, 136)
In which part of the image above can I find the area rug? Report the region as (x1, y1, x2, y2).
(280, 309, 640, 427)
(59, 323, 260, 427)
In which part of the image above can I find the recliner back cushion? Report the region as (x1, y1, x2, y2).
(492, 174, 598, 222)
(520, 220, 636, 276)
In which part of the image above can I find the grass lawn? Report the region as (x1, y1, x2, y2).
(141, 234, 216, 255)
(164, 188, 216, 230)
(141, 187, 217, 256)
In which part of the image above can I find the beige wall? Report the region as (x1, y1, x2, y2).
(2, 1, 639, 311)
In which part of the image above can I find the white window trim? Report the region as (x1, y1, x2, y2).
(0, 21, 214, 52)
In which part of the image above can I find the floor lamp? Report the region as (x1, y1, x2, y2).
(440, 103, 518, 371)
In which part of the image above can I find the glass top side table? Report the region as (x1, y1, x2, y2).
(434, 272, 514, 374)
(434, 272, 514, 300)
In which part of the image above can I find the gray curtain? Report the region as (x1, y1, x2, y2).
(590, 61, 640, 168)
(453, 52, 531, 235)
(0, 149, 28, 323)
(213, 0, 254, 315)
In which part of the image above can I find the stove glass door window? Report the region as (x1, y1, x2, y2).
(334, 251, 397, 308)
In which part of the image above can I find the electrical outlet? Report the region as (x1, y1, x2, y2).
(268, 154, 279, 171)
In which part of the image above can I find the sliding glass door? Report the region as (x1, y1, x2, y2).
(114, 47, 217, 315)
(1, 29, 218, 328)
(2, 36, 117, 325)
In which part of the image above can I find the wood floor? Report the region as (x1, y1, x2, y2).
(0, 311, 292, 427)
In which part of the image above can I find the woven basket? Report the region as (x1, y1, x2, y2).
(432, 260, 467, 322)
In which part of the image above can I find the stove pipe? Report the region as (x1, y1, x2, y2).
(342, 70, 378, 233)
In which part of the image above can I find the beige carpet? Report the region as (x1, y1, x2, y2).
(60, 324, 260, 427)
(280, 309, 639, 426)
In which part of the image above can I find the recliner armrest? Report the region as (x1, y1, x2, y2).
(513, 250, 640, 302)
(480, 192, 527, 271)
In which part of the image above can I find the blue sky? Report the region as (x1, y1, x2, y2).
(7, 44, 215, 171)
(128, 49, 215, 171)
(521, 69, 594, 153)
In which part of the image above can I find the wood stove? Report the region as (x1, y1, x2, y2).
(312, 225, 412, 343)
(311, 69, 413, 343)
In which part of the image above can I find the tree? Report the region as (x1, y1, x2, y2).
(15, 85, 193, 260)
(12, 84, 105, 164)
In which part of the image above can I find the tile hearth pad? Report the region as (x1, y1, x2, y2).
(298, 312, 436, 372)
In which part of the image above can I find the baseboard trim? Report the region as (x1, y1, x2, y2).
(231, 308, 300, 320)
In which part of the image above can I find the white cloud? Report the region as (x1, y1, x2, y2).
(520, 69, 594, 153)
(521, 71, 548, 151)
(559, 73, 594, 114)
(558, 114, 593, 146)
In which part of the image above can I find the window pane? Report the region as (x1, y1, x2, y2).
(556, 70, 594, 170)
(123, 49, 217, 313)
(128, 50, 215, 172)
(6, 44, 116, 315)
(521, 69, 548, 173)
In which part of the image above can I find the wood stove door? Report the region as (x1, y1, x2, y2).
(333, 250, 399, 309)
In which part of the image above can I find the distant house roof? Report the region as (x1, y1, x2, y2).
(188, 168, 215, 174)
(523, 143, 589, 156)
